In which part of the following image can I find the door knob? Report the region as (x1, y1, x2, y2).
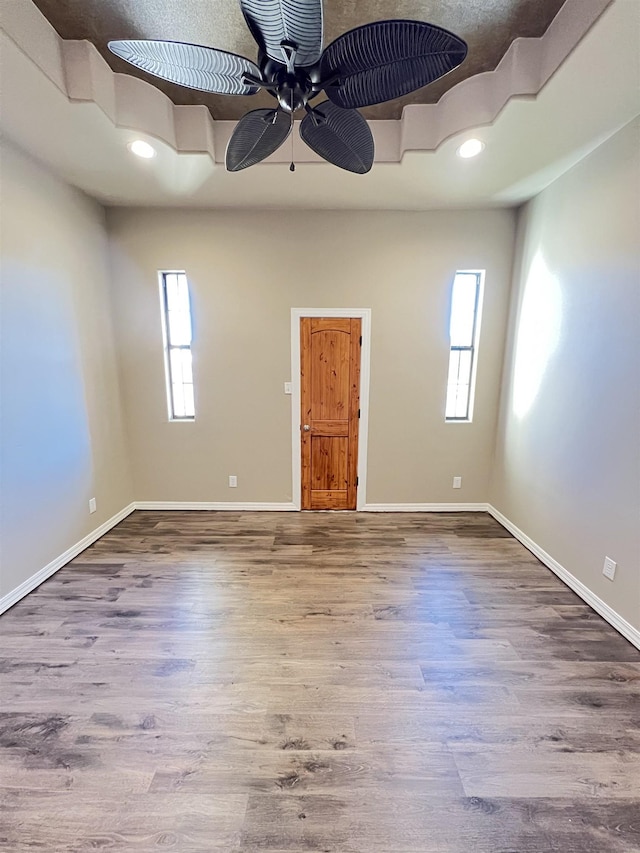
(303, 424, 311, 431)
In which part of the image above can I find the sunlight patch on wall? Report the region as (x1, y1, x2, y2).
(512, 252, 563, 419)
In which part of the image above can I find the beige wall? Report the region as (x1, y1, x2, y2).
(490, 119, 640, 631)
(0, 141, 132, 601)
(107, 208, 516, 505)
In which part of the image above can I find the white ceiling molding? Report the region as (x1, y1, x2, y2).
(1, 0, 216, 159)
(3, 0, 612, 165)
(399, 0, 613, 156)
(63, 39, 217, 160)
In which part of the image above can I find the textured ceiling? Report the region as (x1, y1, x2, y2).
(31, 0, 566, 120)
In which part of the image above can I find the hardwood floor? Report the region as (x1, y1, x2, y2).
(1, 510, 638, 852)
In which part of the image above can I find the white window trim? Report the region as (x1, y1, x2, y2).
(445, 269, 485, 424)
(158, 270, 196, 422)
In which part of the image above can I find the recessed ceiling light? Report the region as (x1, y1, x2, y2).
(457, 139, 485, 159)
(128, 140, 156, 159)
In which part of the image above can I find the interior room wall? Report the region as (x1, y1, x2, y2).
(106, 207, 516, 506)
(490, 118, 640, 632)
(0, 140, 133, 603)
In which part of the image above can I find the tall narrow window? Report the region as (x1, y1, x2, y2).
(445, 270, 484, 421)
(160, 271, 195, 420)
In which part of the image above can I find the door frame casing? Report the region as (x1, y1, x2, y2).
(290, 308, 371, 511)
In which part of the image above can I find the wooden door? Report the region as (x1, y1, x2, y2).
(300, 317, 361, 510)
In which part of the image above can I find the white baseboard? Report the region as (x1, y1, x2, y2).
(0, 502, 136, 615)
(362, 503, 489, 512)
(134, 501, 298, 511)
(487, 504, 640, 651)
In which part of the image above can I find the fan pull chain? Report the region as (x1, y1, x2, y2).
(290, 117, 295, 172)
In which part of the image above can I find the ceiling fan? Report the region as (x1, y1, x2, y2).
(109, 0, 467, 174)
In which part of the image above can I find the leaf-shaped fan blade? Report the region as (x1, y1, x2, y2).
(240, 0, 323, 67)
(226, 109, 292, 171)
(320, 20, 467, 109)
(108, 40, 261, 95)
(300, 102, 373, 174)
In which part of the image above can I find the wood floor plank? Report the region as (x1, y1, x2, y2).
(237, 793, 640, 853)
(0, 790, 248, 852)
(452, 747, 640, 798)
(0, 510, 638, 852)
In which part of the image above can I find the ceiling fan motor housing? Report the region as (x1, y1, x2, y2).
(259, 52, 323, 113)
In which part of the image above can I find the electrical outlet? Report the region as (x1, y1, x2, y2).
(228, 475, 237, 488)
(452, 476, 462, 489)
(89, 498, 97, 514)
(602, 557, 616, 581)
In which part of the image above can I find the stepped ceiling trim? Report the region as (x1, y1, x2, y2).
(3, 0, 613, 165)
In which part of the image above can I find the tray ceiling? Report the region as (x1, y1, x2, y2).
(3, 0, 637, 210)
(30, 0, 566, 120)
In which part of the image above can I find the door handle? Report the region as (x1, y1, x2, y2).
(302, 424, 311, 431)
